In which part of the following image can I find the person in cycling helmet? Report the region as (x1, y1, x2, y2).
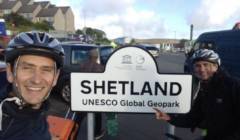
(0, 30, 65, 140)
(153, 49, 240, 140)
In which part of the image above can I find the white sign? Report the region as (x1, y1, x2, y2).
(48, 30, 67, 38)
(71, 46, 193, 113)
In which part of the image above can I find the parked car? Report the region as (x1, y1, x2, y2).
(52, 43, 114, 103)
(0, 61, 8, 90)
(0, 43, 5, 61)
(136, 44, 159, 58)
(60, 37, 82, 42)
(0, 36, 11, 42)
(80, 34, 94, 44)
(60, 34, 94, 44)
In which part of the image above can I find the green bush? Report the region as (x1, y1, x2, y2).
(102, 38, 111, 43)
(33, 20, 55, 31)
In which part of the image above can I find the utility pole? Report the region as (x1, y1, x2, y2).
(174, 31, 177, 40)
(83, 10, 86, 34)
(84, 10, 86, 27)
(65, 14, 67, 41)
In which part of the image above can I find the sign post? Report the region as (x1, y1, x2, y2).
(71, 46, 193, 139)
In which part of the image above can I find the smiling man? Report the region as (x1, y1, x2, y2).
(153, 49, 240, 140)
(0, 31, 65, 140)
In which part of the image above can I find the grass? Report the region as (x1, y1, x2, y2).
(6, 22, 47, 34)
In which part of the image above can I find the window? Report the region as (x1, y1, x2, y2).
(189, 42, 200, 56)
(71, 47, 95, 65)
(38, 18, 41, 21)
(26, 13, 30, 18)
(100, 48, 114, 66)
(200, 42, 214, 50)
(46, 17, 51, 21)
(4, 10, 9, 14)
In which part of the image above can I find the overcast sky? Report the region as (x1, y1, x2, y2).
(35, 0, 240, 40)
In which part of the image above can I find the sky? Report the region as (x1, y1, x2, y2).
(35, 0, 240, 40)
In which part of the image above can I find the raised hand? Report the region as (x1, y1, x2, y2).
(153, 108, 170, 121)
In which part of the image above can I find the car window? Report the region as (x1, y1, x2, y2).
(71, 46, 95, 65)
(146, 47, 157, 50)
(0, 44, 3, 49)
(99, 47, 114, 66)
(200, 42, 214, 50)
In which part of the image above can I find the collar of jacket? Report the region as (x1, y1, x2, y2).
(0, 84, 51, 120)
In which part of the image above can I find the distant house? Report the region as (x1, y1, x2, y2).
(94, 28, 106, 39)
(36, 8, 64, 30)
(17, 4, 41, 22)
(0, 0, 22, 18)
(49, 6, 75, 34)
(0, 0, 75, 33)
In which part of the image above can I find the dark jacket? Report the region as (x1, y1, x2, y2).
(168, 67, 240, 140)
(0, 84, 51, 140)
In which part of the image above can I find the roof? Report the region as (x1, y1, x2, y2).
(58, 7, 69, 14)
(94, 29, 106, 35)
(17, 5, 39, 13)
(49, 6, 69, 14)
(36, 8, 60, 17)
(34, 1, 50, 8)
(17, 0, 31, 5)
(48, 4, 56, 8)
(0, 1, 18, 9)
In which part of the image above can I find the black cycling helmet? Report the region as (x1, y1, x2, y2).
(191, 49, 220, 66)
(5, 30, 65, 68)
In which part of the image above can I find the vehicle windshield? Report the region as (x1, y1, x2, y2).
(146, 47, 157, 50)
(71, 46, 96, 65)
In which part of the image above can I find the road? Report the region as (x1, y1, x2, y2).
(47, 52, 201, 140)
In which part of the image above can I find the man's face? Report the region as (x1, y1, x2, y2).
(6, 55, 59, 106)
(194, 61, 218, 81)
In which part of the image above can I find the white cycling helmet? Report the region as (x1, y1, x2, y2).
(191, 49, 221, 66)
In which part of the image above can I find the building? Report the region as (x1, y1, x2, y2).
(0, 0, 75, 33)
(113, 36, 133, 45)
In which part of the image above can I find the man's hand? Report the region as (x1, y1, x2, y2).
(51, 133, 59, 140)
(153, 108, 171, 121)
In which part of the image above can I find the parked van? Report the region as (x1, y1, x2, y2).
(184, 29, 240, 79)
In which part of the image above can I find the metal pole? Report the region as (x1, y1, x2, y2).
(167, 124, 175, 140)
(84, 10, 86, 27)
(190, 24, 193, 40)
(174, 31, 176, 40)
(87, 113, 94, 140)
(65, 14, 67, 41)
